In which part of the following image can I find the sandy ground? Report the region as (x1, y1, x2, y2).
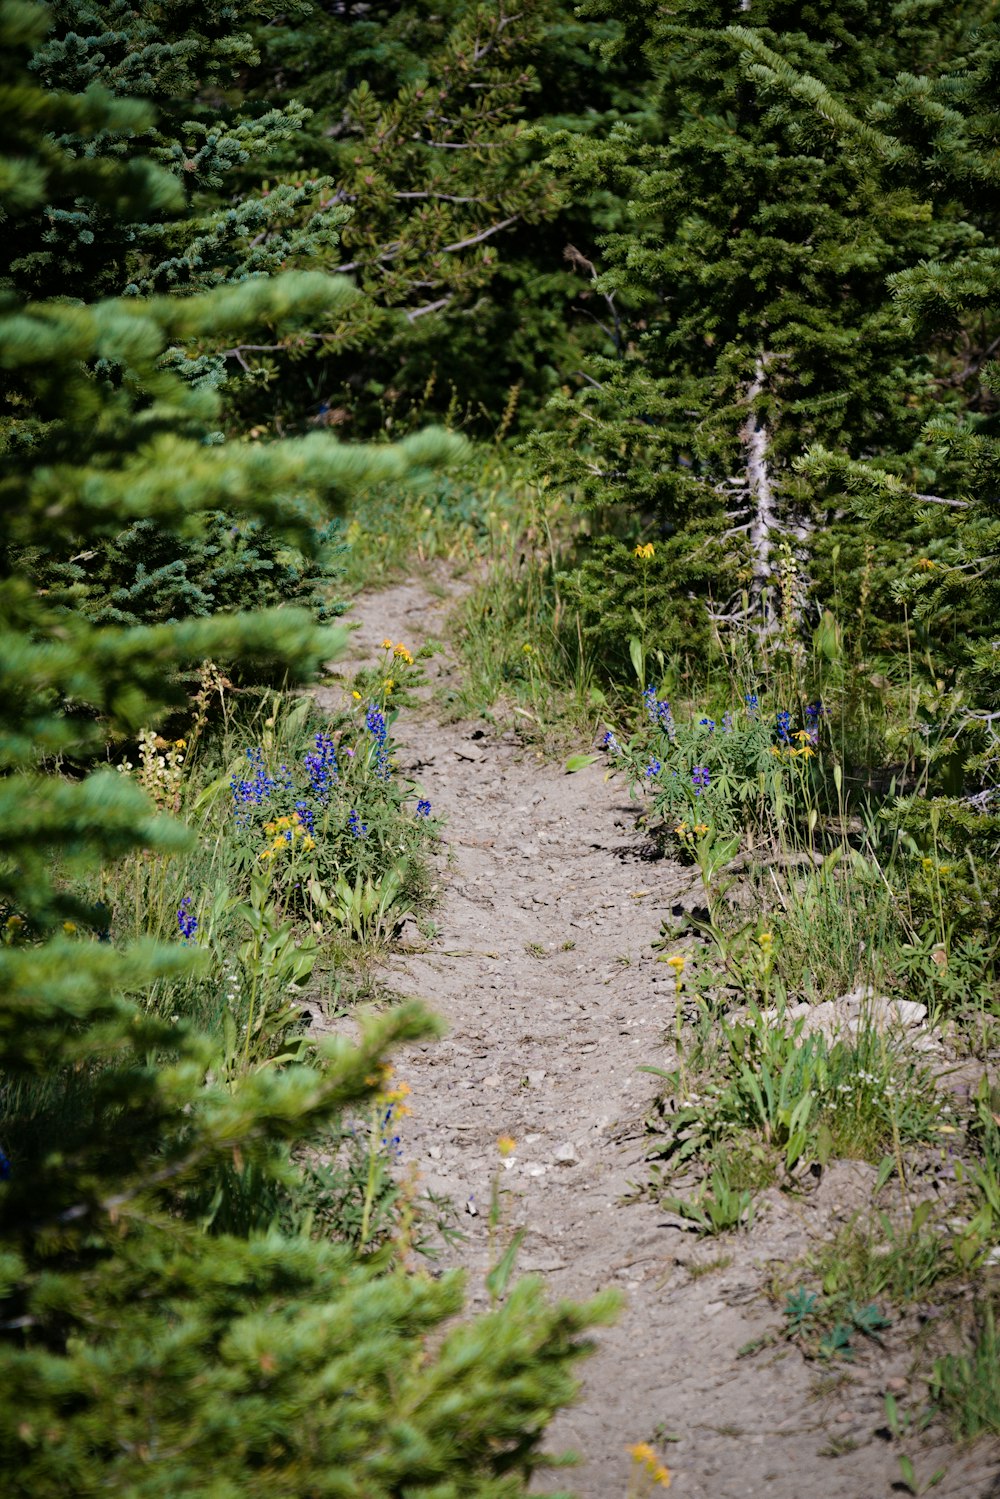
(315, 571, 1000, 1499)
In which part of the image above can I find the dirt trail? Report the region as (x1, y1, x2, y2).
(317, 575, 1000, 1499)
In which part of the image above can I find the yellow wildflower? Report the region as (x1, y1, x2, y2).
(916, 558, 936, 571)
(497, 1135, 517, 1158)
(393, 643, 414, 665)
(384, 678, 395, 693)
(759, 931, 773, 950)
(634, 542, 655, 560)
(303, 835, 316, 851)
(381, 638, 394, 648)
(666, 954, 686, 974)
(628, 1441, 671, 1489)
(378, 1077, 412, 1118)
(62, 921, 77, 935)
(693, 823, 709, 836)
(793, 730, 812, 743)
(522, 643, 533, 654)
(352, 690, 362, 700)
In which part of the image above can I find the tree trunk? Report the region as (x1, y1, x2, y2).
(743, 354, 777, 624)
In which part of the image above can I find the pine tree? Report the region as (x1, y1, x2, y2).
(529, 0, 975, 663)
(232, 0, 645, 434)
(0, 6, 612, 1489)
(776, 13, 1000, 704)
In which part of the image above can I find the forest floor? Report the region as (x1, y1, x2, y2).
(316, 570, 1000, 1499)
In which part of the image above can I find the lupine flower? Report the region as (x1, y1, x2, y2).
(745, 692, 759, 717)
(776, 709, 792, 743)
(304, 731, 338, 801)
(416, 798, 431, 817)
(365, 704, 390, 779)
(0, 1149, 10, 1182)
(295, 799, 315, 834)
(692, 765, 710, 794)
(177, 895, 198, 940)
(722, 711, 734, 733)
(804, 700, 822, 744)
(644, 685, 674, 735)
(699, 717, 716, 733)
(230, 747, 275, 822)
(348, 809, 368, 838)
(603, 730, 622, 755)
(645, 758, 661, 777)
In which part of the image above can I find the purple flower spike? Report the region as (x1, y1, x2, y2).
(177, 895, 198, 941)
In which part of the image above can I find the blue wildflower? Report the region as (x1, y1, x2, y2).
(348, 809, 368, 839)
(295, 799, 315, 834)
(416, 798, 432, 818)
(699, 717, 716, 733)
(644, 686, 674, 735)
(722, 711, 734, 734)
(304, 731, 338, 802)
(230, 746, 276, 823)
(0, 1149, 10, 1182)
(776, 710, 792, 744)
(603, 730, 622, 755)
(645, 758, 661, 777)
(365, 705, 390, 779)
(804, 701, 822, 744)
(745, 693, 759, 717)
(692, 766, 711, 795)
(177, 895, 198, 941)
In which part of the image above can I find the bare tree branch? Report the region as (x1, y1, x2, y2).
(406, 296, 453, 322)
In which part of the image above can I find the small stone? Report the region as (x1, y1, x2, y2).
(885, 1377, 908, 1394)
(465, 1197, 478, 1216)
(482, 1074, 501, 1088)
(891, 999, 928, 1027)
(428, 1146, 442, 1160)
(554, 1141, 580, 1166)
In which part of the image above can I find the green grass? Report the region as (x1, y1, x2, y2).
(931, 1301, 1000, 1440)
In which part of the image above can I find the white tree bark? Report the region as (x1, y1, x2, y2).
(743, 355, 777, 621)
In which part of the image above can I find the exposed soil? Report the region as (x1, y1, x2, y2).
(316, 573, 1000, 1499)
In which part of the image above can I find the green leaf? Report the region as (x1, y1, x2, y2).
(565, 753, 599, 773)
(485, 1228, 526, 1303)
(629, 635, 645, 687)
(875, 1155, 896, 1193)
